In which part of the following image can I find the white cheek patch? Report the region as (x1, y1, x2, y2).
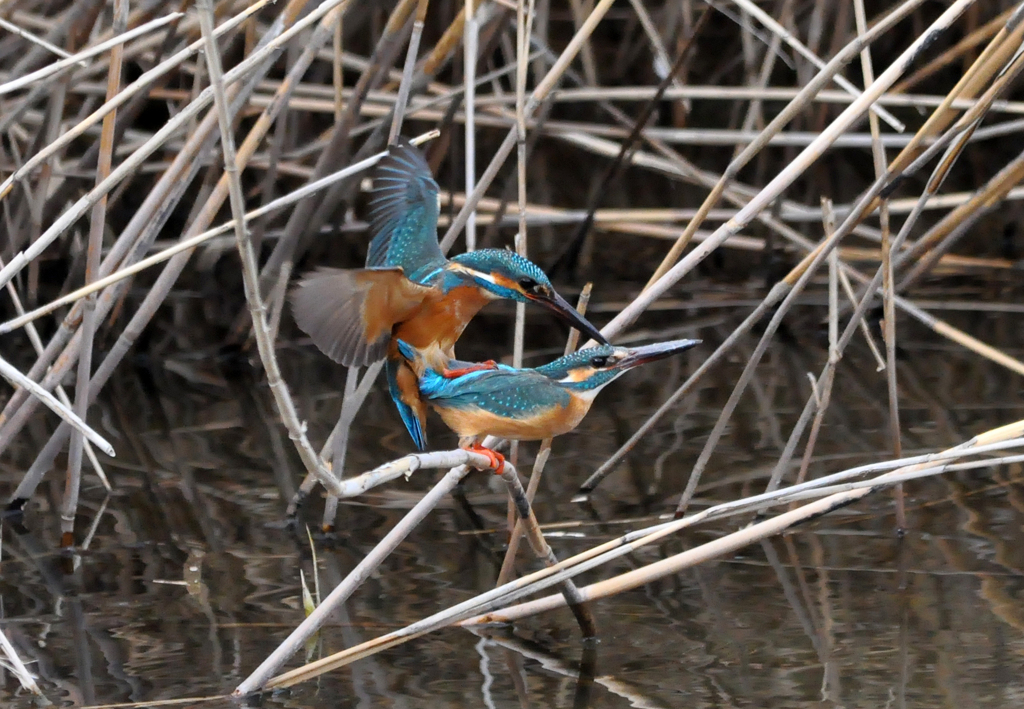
(449, 262, 498, 285)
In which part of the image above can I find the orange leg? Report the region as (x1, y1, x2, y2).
(464, 442, 505, 475)
(442, 360, 498, 379)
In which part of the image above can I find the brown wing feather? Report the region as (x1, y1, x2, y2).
(290, 267, 430, 367)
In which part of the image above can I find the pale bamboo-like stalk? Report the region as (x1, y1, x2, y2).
(726, 0, 904, 130)
(260, 423, 1024, 686)
(0, 12, 181, 98)
(854, 0, 903, 527)
(463, 0, 478, 251)
(0, 131, 439, 337)
(439, 0, 619, 252)
(0, 627, 40, 695)
(0, 355, 114, 456)
(235, 450, 506, 695)
(198, 0, 344, 502)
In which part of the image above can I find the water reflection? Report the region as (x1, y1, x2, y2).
(2, 304, 1024, 707)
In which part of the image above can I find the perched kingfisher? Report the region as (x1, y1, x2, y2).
(291, 139, 607, 449)
(396, 338, 701, 471)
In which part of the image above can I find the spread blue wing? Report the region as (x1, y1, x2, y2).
(367, 139, 445, 281)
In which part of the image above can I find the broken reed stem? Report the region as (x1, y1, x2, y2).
(0, 354, 114, 457)
(62, 0, 129, 541)
(198, 0, 343, 498)
(496, 465, 596, 637)
(854, 0, 903, 528)
(0, 626, 40, 695)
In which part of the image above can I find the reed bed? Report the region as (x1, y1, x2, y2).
(1, 0, 1023, 698)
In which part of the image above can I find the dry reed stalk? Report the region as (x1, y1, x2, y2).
(853, 0, 903, 528)
(0, 131, 439, 336)
(62, 0, 129, 542)
(792, 199, 841, 488)
(496, 463, 596, 636)
(896, 147, 1024, 289)
(463, 0, 478, 251)
(0, 259, 110, 491)
(884, 3, 1024, 178)
(388, 0, 429, 143)
(891, 5, 1018, 94)
(260, 0, 419, 281)
(258, 422, 1024, 687)
(560, 6, 710, 273)
(2, 0, 316, 495)
(0, 354, 114, 457)
(439, 0, 619, 252)
(726, 0, 904, 131)
(235, 449, 507, 694)
(0, 12, 181, 98)
(0, 626, 40, 695)
(199, 0, 345, 500)
(641, 0, 928, 289)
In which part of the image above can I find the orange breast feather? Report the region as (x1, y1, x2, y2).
(392, 284, 493, 354)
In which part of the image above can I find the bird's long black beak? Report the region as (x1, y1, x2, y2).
(614, 338, 701, 370)
(534, 290, 609, 345)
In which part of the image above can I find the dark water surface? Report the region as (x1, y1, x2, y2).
(3, 302, 1024, 707)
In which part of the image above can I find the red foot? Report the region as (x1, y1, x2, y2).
(443, 360, 498, 378)
(466, 443, 505, 475)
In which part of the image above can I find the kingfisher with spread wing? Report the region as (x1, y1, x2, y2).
(291, 139, 607, 449)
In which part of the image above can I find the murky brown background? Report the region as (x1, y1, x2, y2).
(3, 286, 1024, 707)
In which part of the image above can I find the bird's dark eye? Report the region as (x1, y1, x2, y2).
(590, 355, 609, 368)
(518, 277, 539, 291)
